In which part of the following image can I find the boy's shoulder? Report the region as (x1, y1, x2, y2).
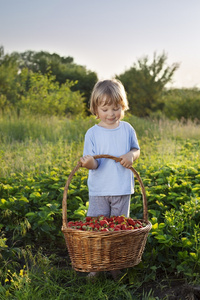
(120, 120, 129, 126)
(85, 124, 97, 135)
(120, 121, 134, 130)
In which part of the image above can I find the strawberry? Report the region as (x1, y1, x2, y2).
(127, 218, 136, 226)
(115, 216, 126, 224)
(86, 216, 92, 222)
(89, 217, 97, 223)
(108, 216, 115, 222)
(75, 221, 83, 227)
(98, 215, 106, 221)
(115, 224, 122, 230)
(127, 226, 134, 230)
(99, 220, 109, 227)
(67, 221, 75, 227)
(134, 223, 142, 229)
(136, 220, 143, 226)
(94, 223, 101, 230)
(82, 225, 87, 231)
(121, 224, 127, 230)
(88, 223, 95, 229)
(109, 223, 116, 228)
(101, 227, 109, 231)
(114, 227, 121, 231)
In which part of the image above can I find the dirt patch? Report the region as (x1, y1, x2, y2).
(142, 280, 200, 300)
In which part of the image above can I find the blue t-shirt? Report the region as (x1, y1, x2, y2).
(83, 121, 140, 196)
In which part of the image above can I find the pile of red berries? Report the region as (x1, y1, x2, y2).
(67, 215, 146, 231)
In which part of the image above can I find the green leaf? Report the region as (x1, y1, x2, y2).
(189, 252, 198, 260)
(30, 192, 41, 198)
(178, 251, 188, 259)
(19, 196, 29, 203)
(158, 223, 165, 229)
(181, 237, 193, 248)
(25, 212, 36, 217)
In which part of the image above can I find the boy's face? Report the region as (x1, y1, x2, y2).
(97, 99, 122, 129)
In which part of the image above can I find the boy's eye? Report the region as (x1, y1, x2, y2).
(114, 107, 120, 111)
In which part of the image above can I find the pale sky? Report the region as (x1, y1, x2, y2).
(1, 0, 200, 88)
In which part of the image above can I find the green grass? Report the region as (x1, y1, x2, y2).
(0, 113, 200, 299)
(0, 247, 166, 300)
(0, 114, 97, 177)
(0, 113, 200, 178)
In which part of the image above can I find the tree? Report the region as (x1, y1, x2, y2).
(14, 50, 98, 112)
(117, 52, 179, 117)
(20, 70, 86, 116)
(13, 50, 74, 74)
(0, 46, 20, 113)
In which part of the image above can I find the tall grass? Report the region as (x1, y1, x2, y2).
(0, 114, 96, 177)
(127, 115, 200, 168)
(0, 113, 97, 143)
(127, 115, 200, 140)
(0, 114, 200, 177)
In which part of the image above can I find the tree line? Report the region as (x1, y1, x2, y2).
(0, 46, 199, 120)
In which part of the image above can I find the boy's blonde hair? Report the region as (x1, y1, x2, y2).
(90, 79, 129, 116)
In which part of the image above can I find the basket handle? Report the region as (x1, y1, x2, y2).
(62, 154, 148, 228)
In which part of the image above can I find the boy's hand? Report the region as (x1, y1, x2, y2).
(120, 149, 140, 169)
(120, 152, 134, 169)
(80, 155, 98, 170)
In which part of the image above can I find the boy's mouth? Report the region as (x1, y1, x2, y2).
(107, 118, 116, 121)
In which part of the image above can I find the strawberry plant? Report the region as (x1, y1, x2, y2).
(0, 114, 200, 287)
(144, 196, 200, 278)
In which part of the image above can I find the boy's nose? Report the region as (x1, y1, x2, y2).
(109, 110, 115, 116)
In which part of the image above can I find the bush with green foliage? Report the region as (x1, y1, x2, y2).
(163, 88, 200, 121)
(19, 69, 85, 116)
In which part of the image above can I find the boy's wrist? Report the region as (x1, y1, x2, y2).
(80, 156, 98, 170)
(131, 148, 140, 161)
(88, 158, 98, 170)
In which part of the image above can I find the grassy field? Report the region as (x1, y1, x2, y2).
(0, 113, 200, 299)
(0, 113, 199, 177)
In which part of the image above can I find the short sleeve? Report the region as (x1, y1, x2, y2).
(130, 126, 140, 150)
(83, 129, 95, 156)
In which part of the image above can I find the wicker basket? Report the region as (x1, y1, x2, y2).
(61, 154, 152, 272)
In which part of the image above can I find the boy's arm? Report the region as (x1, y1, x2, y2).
(120, 148, 140, 169)
(80, 155, 98, 170)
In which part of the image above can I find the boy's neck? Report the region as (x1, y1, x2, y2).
(98, 120, 120, 129)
